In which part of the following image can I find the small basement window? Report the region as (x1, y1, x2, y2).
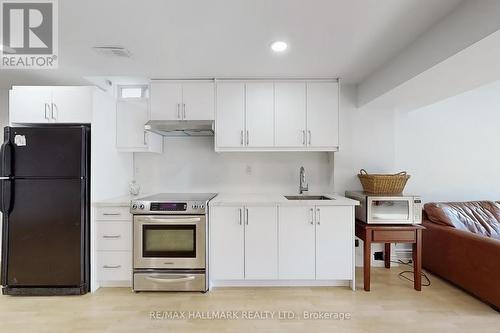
(119, 86, 148, 99)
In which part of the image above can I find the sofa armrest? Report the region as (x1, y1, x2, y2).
(422, 220, 500, 308)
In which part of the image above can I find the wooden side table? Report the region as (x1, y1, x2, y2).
(355, 220, 425, 291)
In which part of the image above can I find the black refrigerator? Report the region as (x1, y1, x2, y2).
(0, 125, 90, 295)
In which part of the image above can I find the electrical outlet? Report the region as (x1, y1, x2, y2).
(245, 165, 252, 175)
(374, 251, 384, 261)
(354, 239, 359, 247)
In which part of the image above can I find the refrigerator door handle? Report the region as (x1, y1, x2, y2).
(0, 140, 12, 177)
(0, 140, 13, 214)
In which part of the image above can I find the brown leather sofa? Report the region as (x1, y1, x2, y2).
(422, 201, 500, 310)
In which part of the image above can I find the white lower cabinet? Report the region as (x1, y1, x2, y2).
(278, 206, 316, 279)
(97, 251, 132, 282)
(95, 206, 133, 286)
(210, 205, 278, 280)
(210, 203, 354, 286)
(314, 206, 353, 280)
(245, 206, 278, 279)
(210, 206, 245, 280)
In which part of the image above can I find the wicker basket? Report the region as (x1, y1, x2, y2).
(357, 169, 410, 194)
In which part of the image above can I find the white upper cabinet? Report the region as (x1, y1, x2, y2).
(215, 79, 338, 152)
(116, 99, 162, 153)
(245, 82, 275, 147)
(149, 80, 214, 121)
(9, 86, 93, 124)
(52, 87, 93, 123)
(306, 82, 339, 148)
(9, 87, 52, 124)
(215, 82, 245, 148)
(182, 81, 215, 120)
(275, 82, 307, 147)
(149, 82, 182, 120)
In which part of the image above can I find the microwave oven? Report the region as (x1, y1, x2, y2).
(345, 191, 422, 224)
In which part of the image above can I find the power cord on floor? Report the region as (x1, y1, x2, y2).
(390, 259, 431, 287)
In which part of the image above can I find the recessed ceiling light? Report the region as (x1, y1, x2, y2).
(271, 41, 288, 53)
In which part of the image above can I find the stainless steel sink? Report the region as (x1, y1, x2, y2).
(284, 195, 333, 201)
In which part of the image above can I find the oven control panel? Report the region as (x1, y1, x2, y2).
(131, 200, 207, 215)
(150, 202, 187, 211)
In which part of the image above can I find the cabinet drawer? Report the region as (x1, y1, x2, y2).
(96, 222, 132, 251)
(97, 251, 132, 281)
(372, 230, 416, 242)
(95, 206, 131, 220)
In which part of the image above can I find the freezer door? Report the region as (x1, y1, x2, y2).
(6, 126, 87, 178)
(5, 179, 85, 287)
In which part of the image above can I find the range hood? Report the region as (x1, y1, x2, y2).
(144, 120, 214, 137)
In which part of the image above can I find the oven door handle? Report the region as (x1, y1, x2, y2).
(139, 217, 201, 224)
(145, 275, 196, 283)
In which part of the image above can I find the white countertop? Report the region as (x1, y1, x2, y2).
(94, 193, 359, 207)
(209, 193, 359, 206)
(93, 194, 143, 207)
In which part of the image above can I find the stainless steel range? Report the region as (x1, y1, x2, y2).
(130, 193, 217, 292)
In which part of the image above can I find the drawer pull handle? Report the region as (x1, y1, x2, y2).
(102, 235, 121, 239)
(146, 275, 195, 283)
(103, 265, 121, 269)
(103, 213, 121, 216)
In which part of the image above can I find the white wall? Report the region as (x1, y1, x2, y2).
(134, 137, 334, 195)
(0, 89, 8, 129)
(91, 89, 133, 201)
(334, 85, 397, 194)
(395, 80, 500, 202)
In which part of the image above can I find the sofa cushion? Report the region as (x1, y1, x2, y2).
(424, 201, 500, 239)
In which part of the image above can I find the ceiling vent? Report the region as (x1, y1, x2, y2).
(92, 46, 132, 58)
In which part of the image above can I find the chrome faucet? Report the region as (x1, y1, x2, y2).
(299, 166, 309, 194)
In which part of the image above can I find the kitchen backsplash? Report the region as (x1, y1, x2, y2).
(134, 136, 334, 194)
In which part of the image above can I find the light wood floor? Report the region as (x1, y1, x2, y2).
(0, 268, 498, 333)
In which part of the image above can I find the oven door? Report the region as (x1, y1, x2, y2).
(133, 215, 206, 269)
(366, 197, 414, 224)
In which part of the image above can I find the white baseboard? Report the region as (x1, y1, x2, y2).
(210, 280, 352, 288)
(97, 280, 132, 288)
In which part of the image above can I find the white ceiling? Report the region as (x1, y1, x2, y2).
(0, 0, 463, 88)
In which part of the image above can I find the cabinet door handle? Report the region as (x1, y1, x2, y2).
(51, 103, 58, 120)
(177, 103, 181, 119)
(246, 208, 249, 225)
(143, 132, 147, 145)
(103, 213, 121, 216)
(240, 130, 244, 146)
(246, 130, 249, 146)
(44, 103, 50, 120)
(302, 130, 306, 145)
(308, 130, 312, 145)
(183, 103, 186, 119)
(310, 208, 314, 225)
(102, 265, 121, 269)
(103, 235, 121, 239)
(238, 208, 242, 225)
(316, 208, 320, 225)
